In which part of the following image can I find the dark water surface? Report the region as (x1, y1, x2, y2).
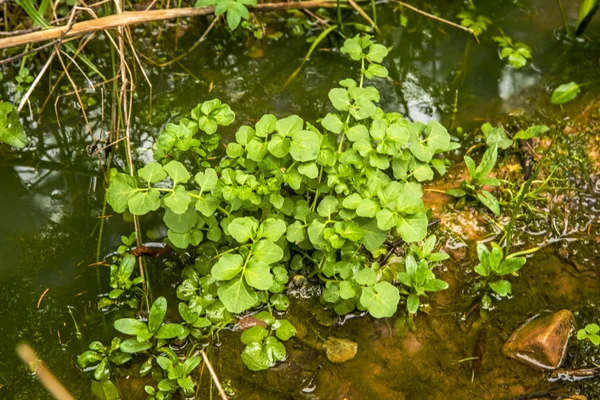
(1, 0, 600, 398)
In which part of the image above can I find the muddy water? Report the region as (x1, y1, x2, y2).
(1, 0, 600, 398)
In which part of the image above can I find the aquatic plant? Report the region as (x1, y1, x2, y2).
(398, 236, 449, 320)
(78, 34, 460, 398)
(239, 312, 296, 371)
(577, 323, 600, 346)
(447, 144, 501, 216)
(77, 338, 132, 381)
(493, 35, 532, 69)
(472, 242, 526, 309)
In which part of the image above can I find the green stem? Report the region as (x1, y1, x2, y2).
(371, 0, 377, 26)
(556, 0, 571, 37)
(337, 0, 343, 32)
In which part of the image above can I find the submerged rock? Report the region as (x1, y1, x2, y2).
(322, 336, 358, 363)
(502, 310, 575, 370)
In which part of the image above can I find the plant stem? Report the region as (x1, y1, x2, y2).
(556, 0, 571, 37)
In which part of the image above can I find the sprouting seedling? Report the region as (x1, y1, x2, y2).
(472, 242, 526, 309)
(577, 323, 600, 346)
(447, 144, 501, 216)
(77, 338, 132, 381)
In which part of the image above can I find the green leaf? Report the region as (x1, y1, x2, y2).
(340, 35, 364, 60)
(423, 279, 449, 292)
(342, 193, 363, 209)
(258, 218, 287, 241)
(228, 217, 258, 243)
(360, 219, 386, 252)
(218, 277, 258, 314)
(164, 207, 198, 233)
(356, 198, 380, 218)
(241, 326, 269, 344)
(138, 163, 166, 183)
(128, 189, 161, 215)
(286, 221, 306, 243)
(514, 125, 549, 140)
(322, 113, 343, 133)
(297, 161, 318, 179)
(0, 103, 27, 148)
(339, 281, 356, 299)
(164, 160, 191, 184)
(328, 88, 352, 111)
(317, 196, 339, 217)
(355, 268, 377, 286)
(164, 185, 191, 214)
(154, 323, 186, 339)
(252, 239, 283, 264)
(236, 125, 255, 145)
(376, 208, 397, 230)
(195, 168, 218, 193)
(496, 257, 526, 275)
(195, 194, 220, 216)
(488, 280, 512, 297)
(586, 324, 600, 335)
(474, 144, 498, 181)
(276, 115, 303, 137)
(212, 254, 244, 280)
(476, 190, 500, 216)
(91, 379, 120, 400)
(366, 43, 388, 63)
(273, 319, 296, 341)
(551, 82, 580, 105)
(406, 293, 419, 314)
(397, 213, 427, 243)
(114, 318, 147, 336)
(119, 338, 152, 354)
(345, 124, 369, 142)
(148, 297, 167, 333)
(244, 258, 273, 290)
(290, 130, 320, 162)
(308, 219, 327, 246)
(576, 0, 600, 35)
(267, 134, 291, 158)
(425, 120, 450, 152)
(360, 282, 400, 318)
(107, 173, 138, 213)
(255, 114, 277, 137)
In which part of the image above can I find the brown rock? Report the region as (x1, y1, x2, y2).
(322, 337, 358, 363)
(502, 310, 575, 370)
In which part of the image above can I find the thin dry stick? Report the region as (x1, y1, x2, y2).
(18, 49, 57, 112)
(17, 343, 75, 400)
(199, 350, 228, 400)
(123, 26, 152, 116)
(0, 1, 338, 50)
(346, 0, 377, 31)
(390, 0, 474, 35)
(38, 32, 97, 118)
(142, 14, 219, 68)
(55, 48, 93, 135)
(37, 288, 50, 308)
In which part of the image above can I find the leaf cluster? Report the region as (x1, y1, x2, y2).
(473, 242, 526, 309)
(457, 11, 492, 36)
(77, 338, 132, 381)
(577, 323, 600, 346)
(195, 0, 257, 30)
(493, 35, 532, 69)
(447, 144, 501, 216)
(239, 311, 296, 371)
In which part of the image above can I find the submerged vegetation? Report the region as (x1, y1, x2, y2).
(1, 0, 600, 399)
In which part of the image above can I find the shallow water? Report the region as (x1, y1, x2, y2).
(1, 0, 600, 398)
